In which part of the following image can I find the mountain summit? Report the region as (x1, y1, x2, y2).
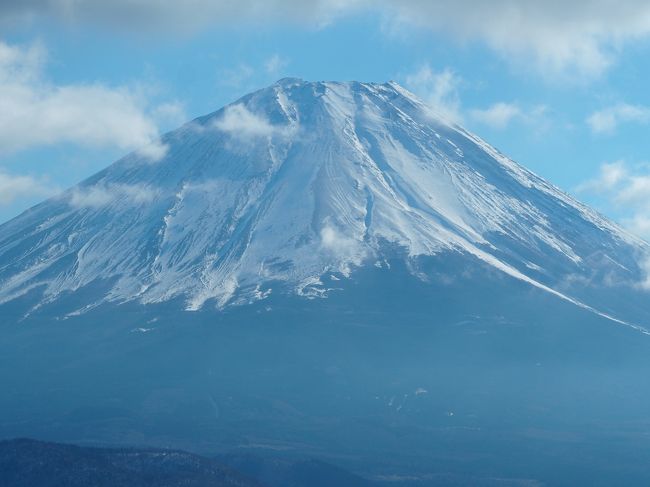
(0, 78, 648, 324)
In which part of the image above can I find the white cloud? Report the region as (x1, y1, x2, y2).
(152, 101, 187, 129)
(0, 39, 44, 81)
(0, 171, 57, 206)
(577, 161, 627, 192)
(218, 56, 290, 91)
(578, 161, 650, 240)
(616, 175, 650, 204)
(6, 1, 650, 77)
(136, 141, 169, 162)
(68, 183, 159, 209)
(586, 103, 650, 134)
(404, 65, 462, 123)
(470, 103, 522, 129)
(265, 54, 289, 76)
(405, 73, 549, 132)
(320, 224, 361, 259)
(579, 161, 650, 289)
(214, 104, 294, 139)
(469, 103, 550, 131)
(0, 40, 170, 161)
(219, 64, 255, 88)
(382, 1, 641, 78)
(0, 0, 359, 32)
(321, 225, 348, 251)
(639, 257, 650, 290)
(627, 216, 650, 245)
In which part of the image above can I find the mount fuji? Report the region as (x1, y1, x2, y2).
(3, 79, 650, 485)
(1, 78, 648, 325)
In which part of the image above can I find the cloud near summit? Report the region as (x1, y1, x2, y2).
(214, 104, 295, 139)
(5, 1, 650, 77)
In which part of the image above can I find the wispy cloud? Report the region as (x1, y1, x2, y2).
(218, 63, 255, 89)
(578, 161, 650, 241)
(586, 103, 650, 134)
(470, 103, 522, 130)
(264, 54, 289, 77)
(152, 101, 187, 129)
(470, 103, 549, 131)
(320, 223, 364, 267)
(404, 65, 462, 123)
(404, 67, 550, 132)
(638, 258, 650, 290)
(0, 171, 58, 206)
(381, 1, 643, 79)
(214, 104, 295, 139)
(0, 40, 171, 162)
(577, 161, 627, 192)
(68, 183, 159, 209)
(6, 1, 650, 78)
(0, 0, 355, 32)
(578, 161, 650, 290)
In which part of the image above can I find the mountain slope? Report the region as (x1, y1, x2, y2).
(3, 268, 650, 486)
(0, 78, 647, 325)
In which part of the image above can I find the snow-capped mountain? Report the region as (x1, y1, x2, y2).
(0, 78, 648, 324)
(5, 79, 650, 485)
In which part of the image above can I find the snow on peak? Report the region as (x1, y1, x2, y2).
(0, 79, 647, 316)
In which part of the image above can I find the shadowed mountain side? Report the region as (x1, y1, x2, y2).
(2, 256, 650, 485)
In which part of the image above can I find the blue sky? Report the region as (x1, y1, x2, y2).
(1, 1, 650, 238)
